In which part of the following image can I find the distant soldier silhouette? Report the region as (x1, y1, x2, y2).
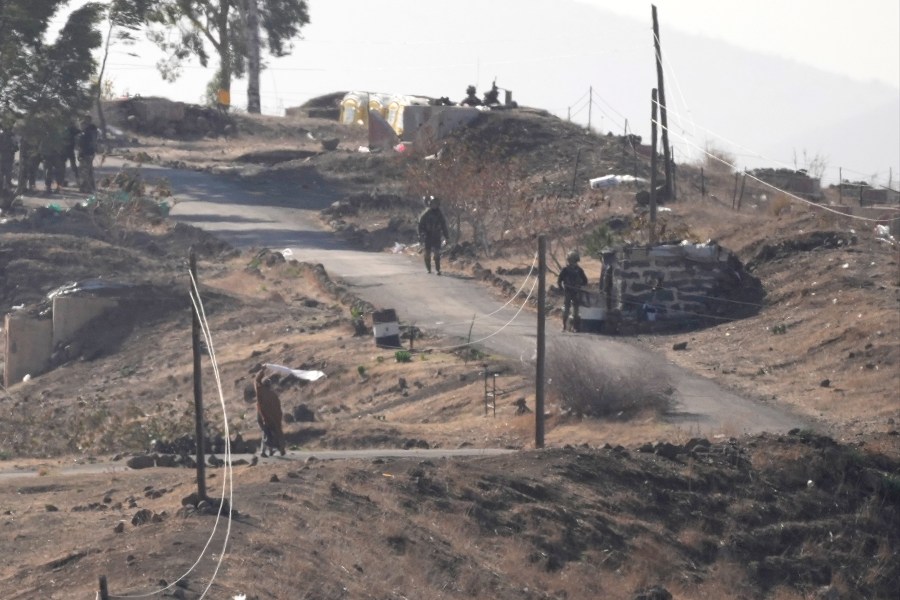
(459, 85, 482, 107)
(76, 116, 99, 193)
(483, 81, 500, 106)
(417, 195, 450, 275)
(0, 127, 17, 191)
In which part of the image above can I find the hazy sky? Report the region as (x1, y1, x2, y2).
(579, 0, 900, 88)
(53, 0, 900, 184)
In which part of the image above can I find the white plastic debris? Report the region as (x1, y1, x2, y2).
(22, 374, 31, 382)
(391, 242, 407, 254)
(263, 363, 325, 382)
(589, 174, 648, 189)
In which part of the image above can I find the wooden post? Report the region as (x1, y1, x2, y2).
(587, 86, 593, 131)
(700, 167, 706, 196)
(671, 146, 677, 200)
(189, 250, 208, 501)
(732, 172, 740, 209)
(737, 170, 747, 211)
(650, 88, 659, 245)
(839, 167, 843, 202)
(98, 575, 110, 600)
(652, 5, 673, 198)
(535, 235, 546, 449)
(570, 148, 582, 198)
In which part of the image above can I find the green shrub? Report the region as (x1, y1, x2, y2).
(394, 350, 412, 363)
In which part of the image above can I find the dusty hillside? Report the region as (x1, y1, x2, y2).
(0, 98, 897, 599)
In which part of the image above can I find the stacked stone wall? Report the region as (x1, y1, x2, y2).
(605, 243, 747, 323)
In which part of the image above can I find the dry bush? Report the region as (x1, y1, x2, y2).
(546, 339, 673, 418)
(769, 192, 793, 216)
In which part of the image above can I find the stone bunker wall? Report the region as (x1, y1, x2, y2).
(601, 242, 757, 324)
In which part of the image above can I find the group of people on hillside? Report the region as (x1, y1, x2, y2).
(0, 115, 99, 197)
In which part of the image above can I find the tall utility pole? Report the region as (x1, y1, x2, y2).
(650, 89, 659, 245)
(587, 86, 593, 131)
(245, 0, 262, 114)
(535, 236, 546, 448)
(652, 5, 672, 197)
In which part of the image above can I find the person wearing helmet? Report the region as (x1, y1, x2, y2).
(459, 85, 482, 107)
(557, 250, 588, 332)
(417, 195, 450, 275)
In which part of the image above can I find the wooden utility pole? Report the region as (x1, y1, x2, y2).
(587, 86, 593, 131)
(189, 250, 208, 501)
(570, 148, 582, 198)
(700, 167, 706, 196)
(732, 172, 740, 209)
(535, 235, 546, 449)
(839, 167, 844, 202)
(652, 5, 673, 197)
(98, 575, 110, 600)
(650, 88, 659, 245)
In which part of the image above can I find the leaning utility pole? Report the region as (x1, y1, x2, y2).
(652, 5, 673, 197)
(245, 0, 262, 114)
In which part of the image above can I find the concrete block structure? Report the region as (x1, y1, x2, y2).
(4, 295, 119, 387)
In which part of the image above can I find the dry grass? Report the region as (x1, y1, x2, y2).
(546, 339, 673, 418)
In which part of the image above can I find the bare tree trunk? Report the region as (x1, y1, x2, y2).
(95, 19, 114, 139)
(245, 0, 261, 114)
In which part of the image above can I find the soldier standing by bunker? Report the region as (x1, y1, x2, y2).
(417, 195, 450, 275)
(557, 250, 588, 332)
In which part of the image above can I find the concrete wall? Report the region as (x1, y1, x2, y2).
(52, 296, 119, 347)
(402, 106, 480, 149)
(4, 314, 52, 388)
(4, 296, 118, 387)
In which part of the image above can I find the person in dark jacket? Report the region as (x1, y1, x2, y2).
(0, 127, 17, 191)
(557, 250, 588, 331)
(417, 195, 450, 275)
(77, 115, 99, 193)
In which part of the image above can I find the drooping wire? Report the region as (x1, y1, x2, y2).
(424, 273, 538, 352)
(110, 271, 235, 599)
(428, 252, 538, 328)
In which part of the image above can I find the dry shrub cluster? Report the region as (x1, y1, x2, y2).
(546, 340, 673, 418)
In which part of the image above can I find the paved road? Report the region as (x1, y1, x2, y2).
(126, 161, 811, 437)
(0, 448, 516, 481)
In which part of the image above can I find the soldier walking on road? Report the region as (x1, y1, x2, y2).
(557, 250, 588, 332)
(417, 195, 450, 275)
